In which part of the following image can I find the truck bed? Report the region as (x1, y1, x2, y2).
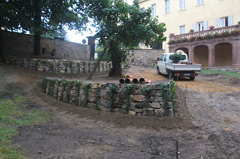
(165, 63, 202, 71)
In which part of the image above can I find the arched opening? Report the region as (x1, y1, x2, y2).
(175, 47, 189, 57)
(215, 43, 232, 66)
(194, 45, 208, 67)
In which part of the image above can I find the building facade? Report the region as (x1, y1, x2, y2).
(138, 0, 240, 67)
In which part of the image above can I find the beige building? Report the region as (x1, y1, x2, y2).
(138, 0, 240, 52)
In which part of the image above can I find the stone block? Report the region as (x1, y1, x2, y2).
(151, 102, 161, 109)
(131, 95, 145, 102)
(128, 110, 136, 116)
(150, 97, 163, 102)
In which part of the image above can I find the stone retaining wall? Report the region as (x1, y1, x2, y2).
(129, 49, 165, 67)
(6, 58, 112, 74)
(43, 78, 178, 117)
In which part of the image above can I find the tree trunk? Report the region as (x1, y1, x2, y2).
(109, 41, 122, 77)
(87, 40, 111, 80)
(33, 0, 41, 56)
(0, 30, 6, 63)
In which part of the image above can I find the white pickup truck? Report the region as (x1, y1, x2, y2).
(157, 52, 202, 80)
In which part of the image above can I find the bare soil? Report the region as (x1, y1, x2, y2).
(1, 64, 240, 159)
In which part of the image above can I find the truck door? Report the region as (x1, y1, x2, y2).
(159, 54, 168, 74)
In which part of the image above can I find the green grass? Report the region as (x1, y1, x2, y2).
(201, 69, 240, 78)
(0, 93, 53, 159)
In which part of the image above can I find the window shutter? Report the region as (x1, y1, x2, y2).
(228, 16, 233, 26)
(203, 21, 208, 30)
(215, 18, 219, 28)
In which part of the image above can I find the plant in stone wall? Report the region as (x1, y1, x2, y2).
(77, 62, 80, 73)
(141, 86, 151, 109)
(95, 83, 101, 110)
(124, 84, 133, 114)
(161, 83, 170, 116)
(83, 62, 86, 73)
(70, 62, 73, 74)
(108, 84, 116, 112)
(56, 79, 62, 99)
(66, 81, 73, 103)
(60, 80, 67, 101)
(83, 83, 92, 107)
(64, 63, 69, 73)
(21, 59, 24, 67)
(74, 80, 81, 106)
(47, 79, 55, 96)
(169, 79, 178, 116)
(57, 61, 60, 72)
(43, 77, 48, 93)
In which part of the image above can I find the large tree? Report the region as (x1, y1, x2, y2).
(0, 0, 87, 60)
(86, 0, 166, 77)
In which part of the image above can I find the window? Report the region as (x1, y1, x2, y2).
(216, 16, 233, 28)
(179, 25, 185, 34)
(197, 22, 204, 31)
(197, 0, 204, 5)
(180, 0, 185, 10)
(151, 4, 156, 18)
(165, 0, 170, 14)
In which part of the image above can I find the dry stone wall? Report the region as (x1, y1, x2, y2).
(43, 78, 177, 117)
(2, 31, 90, 60)
(129, 49, 165, 67)
(6, 58, 112, 74)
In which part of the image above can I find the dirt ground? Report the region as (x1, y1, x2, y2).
(1, 64, 240, 159)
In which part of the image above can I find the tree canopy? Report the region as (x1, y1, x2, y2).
(0, 0, 88, 57)
(86, 0, 166, 76)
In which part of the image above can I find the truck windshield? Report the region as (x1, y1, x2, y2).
(169, 55, 186, 60)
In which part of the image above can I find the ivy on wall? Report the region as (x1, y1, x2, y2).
(124, 84, 132, 114)
(74, 80, 81, 106)
(108, 84, 116, 112)
(83, 83, 92, 107)
(95, 83, 101, 110)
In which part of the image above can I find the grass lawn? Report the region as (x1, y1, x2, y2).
(201, 69, 240, 78)
(0, 92, 53, 159)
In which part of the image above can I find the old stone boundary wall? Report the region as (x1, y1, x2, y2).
(43, 78, 178, 117)
(2, 31, 90, 60)
(129, 49, 165, 67)
(6, 58, 112, 74)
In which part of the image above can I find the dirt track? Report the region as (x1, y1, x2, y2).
(1, 64, 240, 159)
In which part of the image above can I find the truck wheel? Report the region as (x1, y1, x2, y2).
(157, 66, 161, 75)
(190, 76, 195, 81)
(169, 72, 176, 80)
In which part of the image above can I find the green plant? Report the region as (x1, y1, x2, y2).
(77, 62, 80, 73)
(60, 80, 67, 101)
(83, 62, 86, 73)
(56, 79, 62, 99)
(170, 53, 182, 63)
(95, 83, 101, 110)
(66, 81, 73, 103)
(57, 61, 60, 72)
(161, 83, 170, 116)
(141, 86, 151, 110)
(42, 77, 48, 93)
(204, 34, 212, 39)
(47, 79, 55, 96)
(74, 80, 81, 106)
(124, 84, 132, 114)
(213, 33, 221, 38)
(20, 59, 24, 67)
(70, 62, 73, 74)
(108, 84, 116, 112)
(169, 79, 178, 116)
(64, 63, 69, 73)
(83, 83, 92, 107)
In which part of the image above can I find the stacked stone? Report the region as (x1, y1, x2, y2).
(5, 58, 112, 73)
(43, 78, 176, 117)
